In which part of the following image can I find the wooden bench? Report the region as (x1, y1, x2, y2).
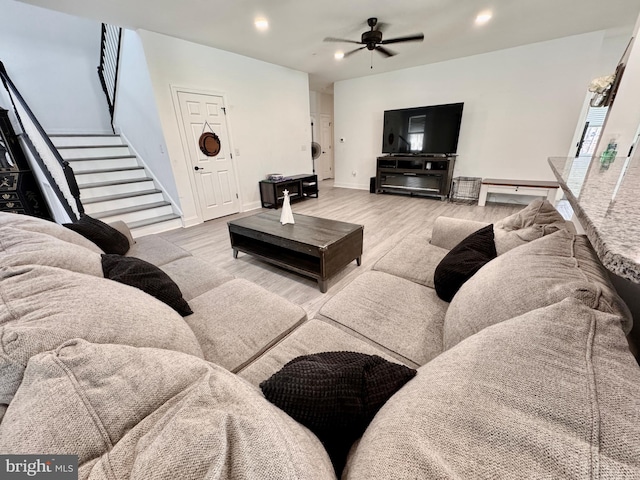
(478, 178, 559, 206)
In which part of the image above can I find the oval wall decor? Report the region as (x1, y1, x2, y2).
(199, 131, 221, 157)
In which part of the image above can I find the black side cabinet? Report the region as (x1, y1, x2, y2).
(259, 174, 318, 209)
(0, 107, 51, 219)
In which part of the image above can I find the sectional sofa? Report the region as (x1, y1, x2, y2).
(0, 199, 638, 479)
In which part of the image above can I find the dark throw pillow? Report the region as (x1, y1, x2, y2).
(260, 351, 416, 475)
(101, 254, 193, 316)
(63, 215, 130, 255)
(434, 224, 497, 302)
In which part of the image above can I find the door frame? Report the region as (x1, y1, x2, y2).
(170, 85, 242, 224)
(319, 113, 334, 179)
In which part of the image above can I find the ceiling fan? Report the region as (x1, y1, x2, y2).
(324, 17, 424, 58)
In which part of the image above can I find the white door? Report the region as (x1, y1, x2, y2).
(176, 90, 239, 221)
(320, 114, 334, 179)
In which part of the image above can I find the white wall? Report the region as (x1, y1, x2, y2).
(138, 30, 311, 225)
(113, 30, 179, 205)
(0, 0, 112, 133)
(333, 31, 617, 190)
(310, 91, 334, 116)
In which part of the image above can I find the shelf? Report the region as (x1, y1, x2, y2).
(376, 155, 456, 199)
(276, 193, 300, 200)
(231, 234, 321, 277)
(381, 184, 440, 192)
(259, 174, 318, 209)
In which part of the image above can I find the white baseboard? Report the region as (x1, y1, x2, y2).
(332, 182, 369, 190)
(182, 215, 201, 228)
(242, 201, 262, 212)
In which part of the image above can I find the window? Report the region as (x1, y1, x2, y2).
(408, 115, 425, 152)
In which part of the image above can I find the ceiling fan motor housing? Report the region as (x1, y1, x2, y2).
(362, 30, 383, 49)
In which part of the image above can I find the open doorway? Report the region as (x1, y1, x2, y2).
(311, 114, 334, 180)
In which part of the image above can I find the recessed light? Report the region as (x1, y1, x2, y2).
(334, 51, 345, 60)
(475, 11, 492, 25)
(254, 18, 269, 31)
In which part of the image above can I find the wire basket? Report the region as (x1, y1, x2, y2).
(450, 177, 482, 204)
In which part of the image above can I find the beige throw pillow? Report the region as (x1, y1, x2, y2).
(493, 198, 568, 255)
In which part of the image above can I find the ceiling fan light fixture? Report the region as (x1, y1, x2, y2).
(254, 18, 269, 31)
(475, 11, 493, 25)
(334, 51, 345, 60)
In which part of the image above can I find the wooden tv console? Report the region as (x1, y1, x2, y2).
(376, 155, 456, 200)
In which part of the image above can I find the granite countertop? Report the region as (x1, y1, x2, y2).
(548, 155, 640, 284)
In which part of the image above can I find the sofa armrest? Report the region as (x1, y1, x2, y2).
(108, 220, 136, 247)
(430, 217, 489, 250)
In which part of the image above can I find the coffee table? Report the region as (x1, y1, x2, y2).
(227, 211, 363, 292)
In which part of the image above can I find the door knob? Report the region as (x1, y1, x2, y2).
(194, 166, 202, 171)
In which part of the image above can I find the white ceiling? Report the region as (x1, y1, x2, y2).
(18, 0, 640, 93)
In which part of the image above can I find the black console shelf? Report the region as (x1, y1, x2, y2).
(376, 155, 456, 200)
(259, 174, 318, 209)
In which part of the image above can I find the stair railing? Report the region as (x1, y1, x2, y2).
(0, 61, 83, 220)
(97, 23, 122, 131)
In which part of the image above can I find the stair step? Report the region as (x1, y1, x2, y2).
(82, 189, 163, 205)
(50, 133, 179, 234)
(75, 167, 148, 186)
(58, 145, 131, 159)
(92, 200, 172, 219)
(95, 202, 175, 225)
(128, 213, 182, 229)
(128, 214, 183, 237)
(83, 190, 165, 215)
(75, 166, 143, 175)
(79, 178, 156, 199)
(68, 157, 139, 172)
(50, 134, 123, 147)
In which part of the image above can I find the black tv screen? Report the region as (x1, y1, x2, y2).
(382, 103, 463, 155)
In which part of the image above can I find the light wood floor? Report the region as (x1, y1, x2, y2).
(160, 181, 521, 319)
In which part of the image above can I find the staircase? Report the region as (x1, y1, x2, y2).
(50, 133, 182, 237)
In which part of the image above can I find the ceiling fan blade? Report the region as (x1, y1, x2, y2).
(381, 33, 424, 45)
(344, 46, 367, 57)
(375, 46, 397, 57)
(324, 37, 362, 45)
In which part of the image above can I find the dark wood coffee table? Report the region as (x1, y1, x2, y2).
(227, 211, 363, 292)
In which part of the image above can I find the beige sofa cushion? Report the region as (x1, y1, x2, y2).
(0, 226, 103, 276)
(0, 211, 104, 253)
(319, 271, 447, 366)
(430, 217, 489, 250)
(345, 298, 640, 479)
(443, 229, 632, 350)
(372, 233, 448, 288)
(186, 279, 306, 372)
(238, 318, 408, 386)
(159, 256, 234, 301)
(0, 264, 203, 411)
(126, 235, 191, 266)
(0, 340, 335, 479)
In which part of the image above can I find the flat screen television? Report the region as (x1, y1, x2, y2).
(382, 102, 464, 155)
